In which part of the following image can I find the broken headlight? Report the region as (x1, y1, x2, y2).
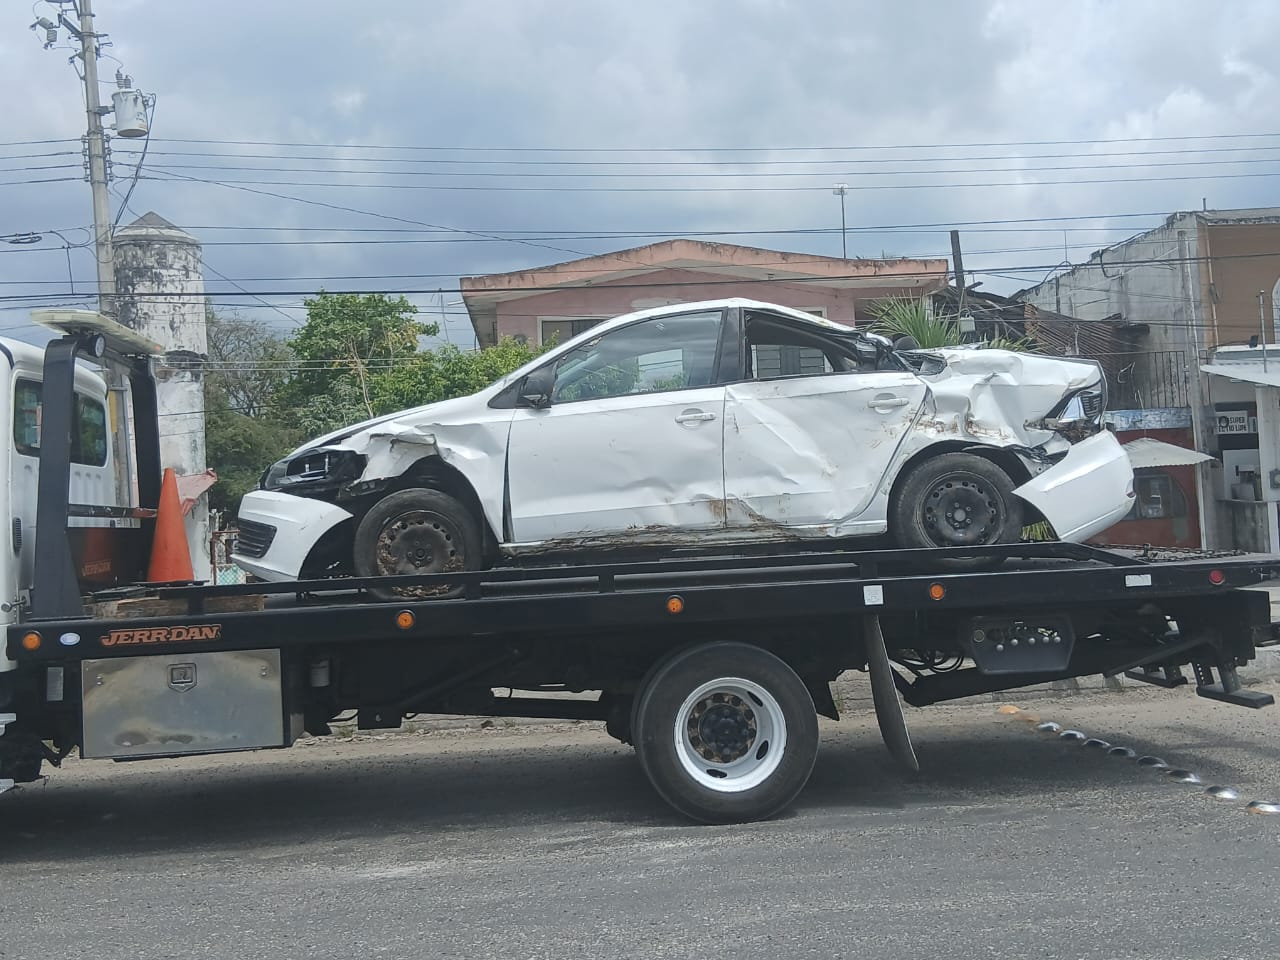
(260, 448, 366, 492)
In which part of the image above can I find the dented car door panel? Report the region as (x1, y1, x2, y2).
(723, 372, 929, 536)
(505, 387, 728, 543)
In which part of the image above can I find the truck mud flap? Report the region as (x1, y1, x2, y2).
(864, 615, 918, 773)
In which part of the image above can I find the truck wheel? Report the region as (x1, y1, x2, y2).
(353, 488, 482, 601)
(633, 642, 818, 824)
(891, 452, 1023, 569)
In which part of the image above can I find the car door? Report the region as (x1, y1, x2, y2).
(722, 311, 928, 535)
(505, 309, 728, 543)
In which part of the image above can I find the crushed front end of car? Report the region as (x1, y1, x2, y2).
(907, 347, 1135, 542)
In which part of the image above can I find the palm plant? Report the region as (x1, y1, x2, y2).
(866, 296, 1034, 352)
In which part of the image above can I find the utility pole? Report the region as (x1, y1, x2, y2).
(1260, 291, 1270, 373)
(38, 0, 116, 314)
(35, 1, 150, 501)
(76, 0, 116, 315)
(1178, 228, 1212, 549)
(832, 184, 849, 259)
(950, 230, 966, 314)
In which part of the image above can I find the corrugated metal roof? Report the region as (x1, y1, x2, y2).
(1122, 438, 1215, 469)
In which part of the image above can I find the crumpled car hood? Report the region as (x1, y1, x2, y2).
(913, 347, 1103, 448)
(283, 394, 480, 460)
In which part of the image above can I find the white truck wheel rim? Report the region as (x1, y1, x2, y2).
(673, 677, 787, 794)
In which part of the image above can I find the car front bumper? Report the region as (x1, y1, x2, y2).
(232, 489, 353, 581)
(1013, 431, 1135, 542)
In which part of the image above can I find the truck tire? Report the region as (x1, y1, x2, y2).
(891, 452, 1023, 569)
(633, 642, 818, 824)
(353, 488, 482, 601)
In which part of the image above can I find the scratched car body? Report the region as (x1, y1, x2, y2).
(234, 298, 1134, 594)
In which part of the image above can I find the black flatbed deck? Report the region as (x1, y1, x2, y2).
(10, 542, 1280, 665)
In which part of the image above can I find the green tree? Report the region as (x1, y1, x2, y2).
(205, 310, 295, 417)
(204, 390, 299, 514)
(203, 311, 300, 513)
(374, 337, 547, 412)
(284, 291, 438, 424)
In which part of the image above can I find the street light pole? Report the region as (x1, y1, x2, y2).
(832, 184, 849, 259)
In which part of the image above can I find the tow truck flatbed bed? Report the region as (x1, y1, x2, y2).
(11, 541, 1279, 657)
(4, 321, 1277, 823)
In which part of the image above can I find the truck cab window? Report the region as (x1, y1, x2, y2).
(13, 378, 109, 466)
(14, 380, 41, 455)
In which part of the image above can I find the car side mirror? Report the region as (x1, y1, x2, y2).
(520, 366, 555, 408)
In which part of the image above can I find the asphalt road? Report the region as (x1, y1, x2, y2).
(2, 684, 1279, 960)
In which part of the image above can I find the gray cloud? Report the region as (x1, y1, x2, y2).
(3, 0, 1279, 343)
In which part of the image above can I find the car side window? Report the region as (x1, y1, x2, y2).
(744, 313, 855, 381)
(551, 311, 722, 403)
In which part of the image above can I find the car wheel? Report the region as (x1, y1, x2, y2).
(352, 488, 482, 601)
(891, 453, 1024, 568)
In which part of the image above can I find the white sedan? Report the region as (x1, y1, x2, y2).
(234, 298, 1134, 597)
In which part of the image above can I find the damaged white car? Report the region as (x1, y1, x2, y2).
(234, 298, 1134, 597)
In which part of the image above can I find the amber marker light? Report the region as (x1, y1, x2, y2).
(395, 610, 416, 630)
(928, 583, 946, 601)
(21, 632, 41, 651)
(666, 596, 685, 615)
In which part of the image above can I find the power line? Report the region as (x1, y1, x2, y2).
(0, 138, 79, 147)
(127, 132, 1280, 153)
(125, 156, 1280, 179)
(0, 176, 83, 187)
(100, 143, 1280, 167)
(136, 169, 1280, 193)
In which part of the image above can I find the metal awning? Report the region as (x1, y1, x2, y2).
(1200, 363, 1280, 388)
(1122, 437, 1215, 469)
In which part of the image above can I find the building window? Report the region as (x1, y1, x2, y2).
(539, 317, 605, 346)
(14, 378, 109, 466)
(1124, 469, 1188, 521)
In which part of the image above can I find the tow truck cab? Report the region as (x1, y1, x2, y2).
(0, 310, 163, 666)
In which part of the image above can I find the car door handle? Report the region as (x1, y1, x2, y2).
(868, 396, 911, 411)
(675, 411, 717, 424)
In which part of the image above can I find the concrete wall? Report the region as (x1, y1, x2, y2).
(1201, 223, 1280, 349)
(1021, 213, 1202, 358)
(492, 269, 910, 344)
(113, 214, 211, 581)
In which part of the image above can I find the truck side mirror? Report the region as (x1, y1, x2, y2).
(520, 366, 554, 409)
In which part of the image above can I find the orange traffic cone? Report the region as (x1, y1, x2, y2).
(147, 467, 194, 583)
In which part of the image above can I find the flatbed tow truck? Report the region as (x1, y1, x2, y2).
(2, 317, 1276, 823)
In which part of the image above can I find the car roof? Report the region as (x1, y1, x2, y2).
(554, 297, 855, 347)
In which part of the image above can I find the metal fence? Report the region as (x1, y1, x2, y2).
(210, 528, 247, 586)
(1103, 350, 1189, 410)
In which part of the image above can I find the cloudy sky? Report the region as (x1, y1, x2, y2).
(3, 0, 1279, 346)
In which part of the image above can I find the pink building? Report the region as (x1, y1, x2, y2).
(460, 239, 949, 347)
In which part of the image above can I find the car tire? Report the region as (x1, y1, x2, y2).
(891, 452, 1024, 569)
(633, 642, 818, 824)
(352, 488, 482, 601)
